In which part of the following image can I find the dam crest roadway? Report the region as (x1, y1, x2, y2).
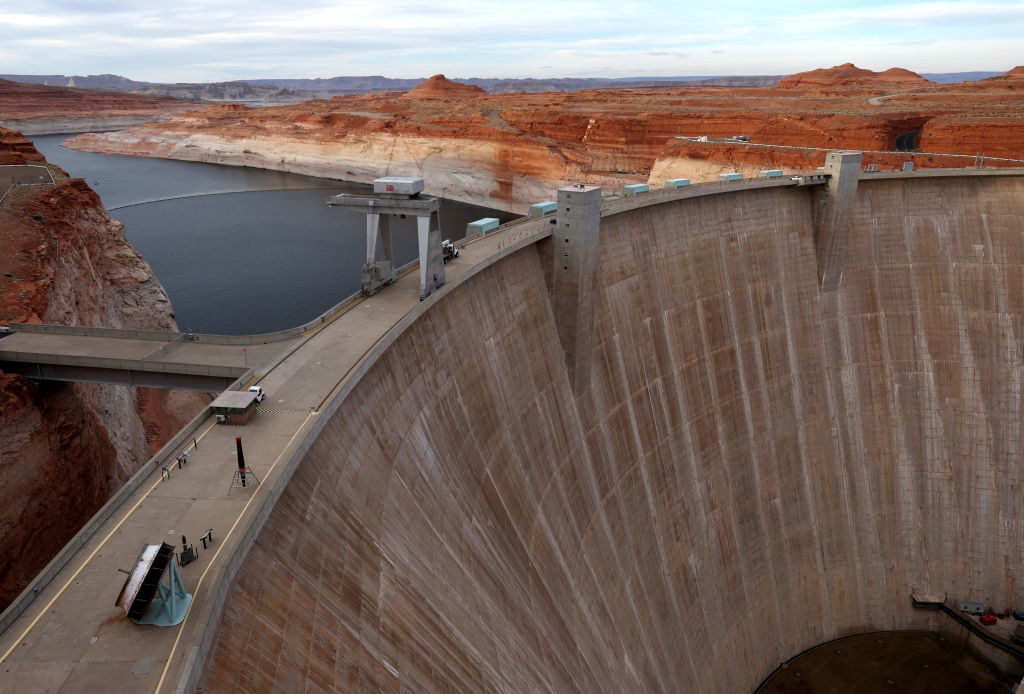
(2, 160, 1024, 692)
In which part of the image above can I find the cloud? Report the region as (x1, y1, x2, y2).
(2, 0, 1023, 81)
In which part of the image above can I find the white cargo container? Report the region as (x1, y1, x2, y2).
(373, 177, 424, 195)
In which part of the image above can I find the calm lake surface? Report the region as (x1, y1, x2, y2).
(33, 134, 516, 334)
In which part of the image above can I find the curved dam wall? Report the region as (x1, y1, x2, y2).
(199, 176, 1024, 692)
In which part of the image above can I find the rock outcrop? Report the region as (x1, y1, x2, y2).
(401, 74, 487, 99)
(0, 77, 197, 135)
(61, 64, 1024, 212)
(0, 127, 46, 164)
(776, 62, 931, 89)
(0, 130, 209, 610)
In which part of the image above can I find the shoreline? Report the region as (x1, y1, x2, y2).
(0, 114, 176, 136)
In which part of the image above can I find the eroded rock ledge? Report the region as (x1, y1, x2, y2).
(65, 67, 1024, 212)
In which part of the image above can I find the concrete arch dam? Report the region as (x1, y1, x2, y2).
(185, 171, 1024, 692)
(6, 169, 1014, 692)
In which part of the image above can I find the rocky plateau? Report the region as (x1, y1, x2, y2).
(56, 64, 1024, 212)
(0, 127, 209, 610)
(0, 77, 197, 134)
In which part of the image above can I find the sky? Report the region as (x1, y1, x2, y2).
(2, 0, 1024, 82)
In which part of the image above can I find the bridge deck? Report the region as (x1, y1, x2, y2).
(0, 332, 289, 390)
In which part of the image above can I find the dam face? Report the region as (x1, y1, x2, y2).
(199, 176, 1024, 692)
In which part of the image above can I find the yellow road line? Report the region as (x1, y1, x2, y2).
(0, 419, 219, 665)
(154, 411, 316, 694)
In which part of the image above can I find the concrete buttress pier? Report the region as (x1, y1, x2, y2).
(814, 150, 862, 291)
(552, 184, 602, 395)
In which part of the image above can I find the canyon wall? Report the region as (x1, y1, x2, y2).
(920, 116, 1024, 161)
(199, 175, 1024, 692)
(0, 129, 209, 609)
(63, 65, 1024, 213)
(648, 140, 1013, 186)
(0, 77, 195, 135)
(64, 128, 582, 214)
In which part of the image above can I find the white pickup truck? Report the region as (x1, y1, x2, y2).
(247, 385, 266, 403)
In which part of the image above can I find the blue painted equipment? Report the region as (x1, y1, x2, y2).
(468, 217, 500, 235)
(528, 201, 557, 217)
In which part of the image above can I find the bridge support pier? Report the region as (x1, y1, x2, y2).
(814, 150, 862, 292)
(552, 184, 602, 396)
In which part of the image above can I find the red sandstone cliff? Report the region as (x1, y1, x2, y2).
(0, 128, 209, 609)
(0, 128, 46, 164)
(401, 74, 487, 99)
(61, 64, 1024, 211)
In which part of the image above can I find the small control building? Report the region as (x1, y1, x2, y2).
(209, 390, 259, 425)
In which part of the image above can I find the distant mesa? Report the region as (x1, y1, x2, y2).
(984, 65, 1024, 81)
(402, 74, 487, 99)
(777, 62, 931, 89)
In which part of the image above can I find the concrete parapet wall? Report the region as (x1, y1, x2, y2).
(196, 173, 1024, 692)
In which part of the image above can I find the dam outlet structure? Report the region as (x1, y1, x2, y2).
(2, 162, 1024, 693)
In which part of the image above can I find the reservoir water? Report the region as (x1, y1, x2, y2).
(32, 134, 516, 334)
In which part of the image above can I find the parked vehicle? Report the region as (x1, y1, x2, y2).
(442, 239, 459, 263)
(958, 600, 986, 616)
(247, 385, 266, 403)
(980, 614, 997, 626)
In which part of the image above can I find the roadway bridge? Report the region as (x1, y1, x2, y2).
(0, 326, 290, 391)
(1, 163, 1024, 694)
